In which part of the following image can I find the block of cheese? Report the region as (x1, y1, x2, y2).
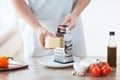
(45, 37, 64, 48)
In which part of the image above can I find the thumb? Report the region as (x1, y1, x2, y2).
(69, 21, 76, 30)
(60, 17, 70, 31)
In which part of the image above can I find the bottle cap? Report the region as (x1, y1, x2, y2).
(109, 31, 115, 36)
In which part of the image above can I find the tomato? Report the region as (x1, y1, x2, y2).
(91, 66, 102, 77)
(89, 64, 97, 72)
(103, 62, 109, 66)
(89, 62, 111, 77)
(101, 65, 111, 76)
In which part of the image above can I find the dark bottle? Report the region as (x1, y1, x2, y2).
(107, 31, 117, 67)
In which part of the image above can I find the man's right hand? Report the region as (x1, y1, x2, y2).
(35, 27, 56, 50)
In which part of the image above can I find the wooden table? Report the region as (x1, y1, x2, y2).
(0, 56, 120, 80)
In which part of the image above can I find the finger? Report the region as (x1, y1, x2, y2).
(39, 32, 55, 50)
(39, 34, 45, 49)
(61, 16, 70, 25)
(39, 37, 51, 50)
(58, 26, 66, 31)
(69, 22, 76, 30)
(42, 47, 52, 50)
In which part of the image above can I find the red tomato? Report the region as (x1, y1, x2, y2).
(101, 65, 111, 76)
(89, 64, 97, 72)
(98, 62, 109, 68)
(91, 66, 102, 77)
(103, 62, 109, 66)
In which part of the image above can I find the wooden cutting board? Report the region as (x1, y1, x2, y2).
(0, 60, 28, 71)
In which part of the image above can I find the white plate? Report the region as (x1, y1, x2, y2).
(37, 55, 73, 68)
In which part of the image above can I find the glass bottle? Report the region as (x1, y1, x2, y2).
(107, 31, 117, 67)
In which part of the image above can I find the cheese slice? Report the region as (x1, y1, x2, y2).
(45, 37, 64, 48)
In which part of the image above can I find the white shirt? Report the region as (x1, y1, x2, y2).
(19, 0, 86, 57)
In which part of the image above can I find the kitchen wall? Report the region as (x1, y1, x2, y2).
(81, 0, 120, 56)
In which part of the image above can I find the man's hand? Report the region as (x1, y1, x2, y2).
(59, 0, 91, 31)
(59, 13, 78, 31)
(36, 27, 56, 50)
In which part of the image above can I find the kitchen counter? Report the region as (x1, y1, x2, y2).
(0, 56, 120, 80)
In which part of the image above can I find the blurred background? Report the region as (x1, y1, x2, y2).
(0, 0, 23, 58)
(0, 0, 120, 58)
(81, 0, 120, 56)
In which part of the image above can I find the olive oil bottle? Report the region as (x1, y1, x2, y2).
(107, 31, 117, 67)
